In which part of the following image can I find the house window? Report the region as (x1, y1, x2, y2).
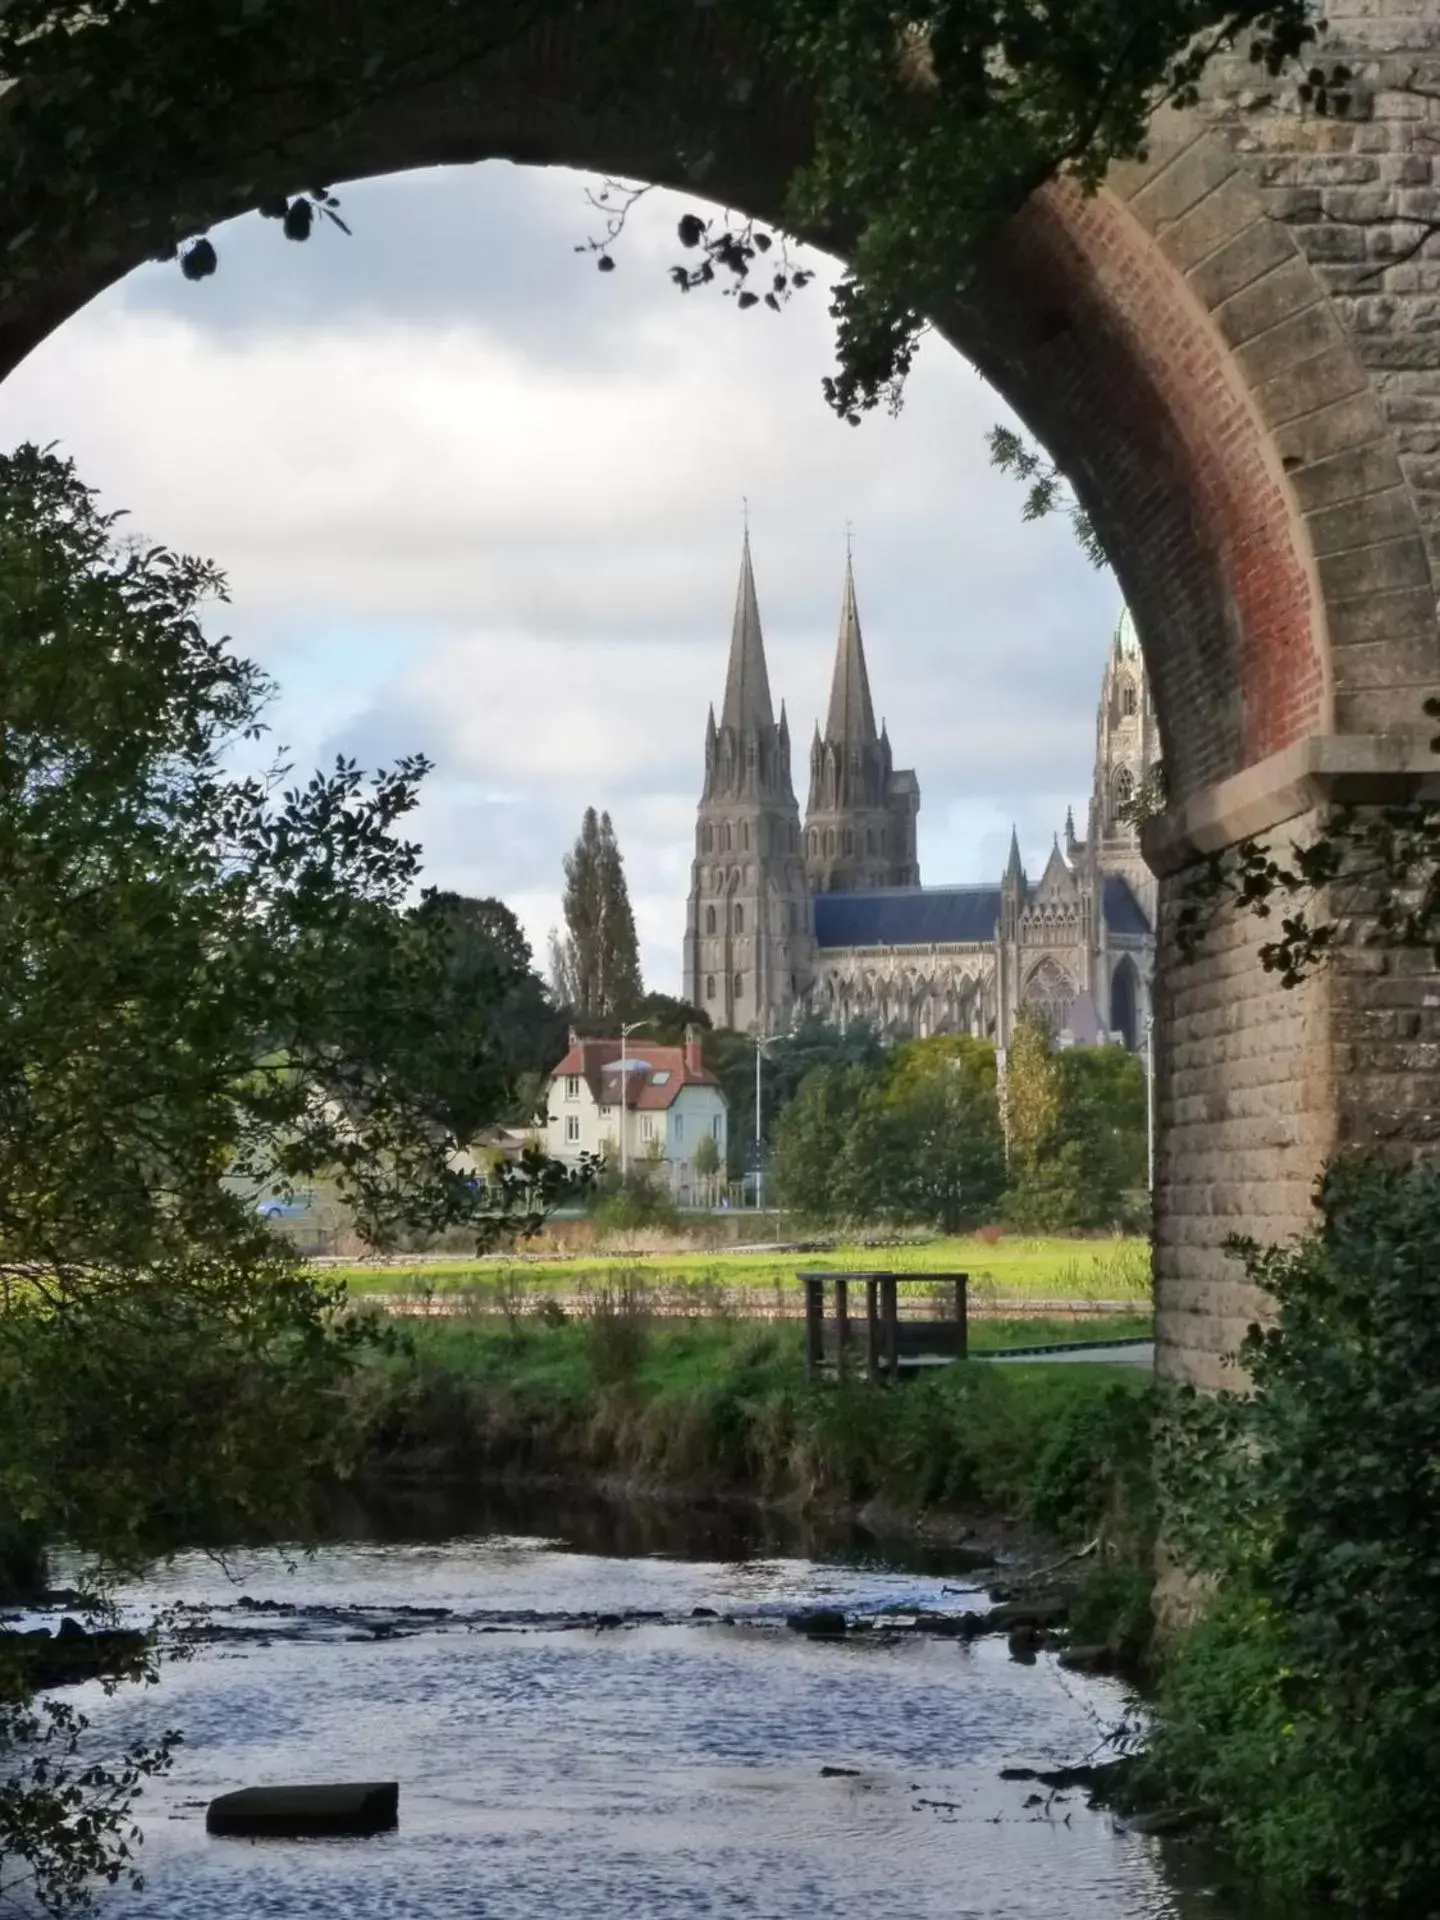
(674, 1114, 684, 1142)
(705, 905, 716, 935)
(706, 973, 716, 999)
(733, 904, 743, 935)
(733, 973, 744, 998)
(712, 1116, 722, 1141)
(565, 1114, 580, 1143)
(565, 1075, 580, 1100)
(641, 1114, 655, 1141)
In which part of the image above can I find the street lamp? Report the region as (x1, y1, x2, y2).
(617, 1019, 652, 1182)
(753, 1033, 779, 1212)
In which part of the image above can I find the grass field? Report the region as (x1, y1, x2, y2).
(332, 1233, 1152, 1309)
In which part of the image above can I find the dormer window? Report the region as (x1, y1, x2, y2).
(565, 1075, 580, 1100)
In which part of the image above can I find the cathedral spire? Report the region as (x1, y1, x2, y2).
(823, 555, 878, 746)
(1005, 826, 1025, 884)
(720, 529, 775, 734)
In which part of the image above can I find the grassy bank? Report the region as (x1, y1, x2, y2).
(351, 1316, 1155, 1614)
(334, 1233, 1151, 1307)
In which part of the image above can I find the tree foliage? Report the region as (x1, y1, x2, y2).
(0, 446, 574, 1910)
(406, 891, 566, 1137)
(773, 1034, 1007, 1229)
(1004, 1016, 1146, 1230)
(549, 807, 644, 1024)
(1149, 1161, 1440, 1909)
(986, 423, 1107, 567)
(0, 1, 1322, 423)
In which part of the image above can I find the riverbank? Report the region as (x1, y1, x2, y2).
(349, 1315, 1158, 1659)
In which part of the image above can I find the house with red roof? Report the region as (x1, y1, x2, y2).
(544, 1024, 728, 1202)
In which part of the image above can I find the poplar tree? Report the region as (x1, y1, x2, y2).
(551, 808, 643, 1023)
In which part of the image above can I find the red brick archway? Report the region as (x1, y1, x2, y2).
(0, 3, 1435, 1387)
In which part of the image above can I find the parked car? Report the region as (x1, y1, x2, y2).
(255, 1192, 315, 1220)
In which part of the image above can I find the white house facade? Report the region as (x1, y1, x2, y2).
(544, 1025, 728, 1204)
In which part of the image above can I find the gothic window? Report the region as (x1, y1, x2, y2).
(1122, 680, 1137, 717)
(705, 905, 716, 936)
(1112, 767, 1135, 817)
(843, 829, 854, 856)
(733, 973, 744, 999)
(1021, 956, 1077, 1035)
(721, 823, 732, 852)
(733, 904, 744, 935)
(808, 829, 817, 857)
(705, 974, 716, 999)
(826, 829, 835, 858)
(866, 828, 875, 855)
(742, 821, 750, 851)
(703, 824, 713, 853)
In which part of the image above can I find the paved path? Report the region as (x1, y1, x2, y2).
(985, 1341, 1154, 1368)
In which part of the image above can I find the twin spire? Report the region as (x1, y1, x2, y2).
(719, 529, 776, 734)
(717, 531, 880, 750)
(822, 556, 880, 748)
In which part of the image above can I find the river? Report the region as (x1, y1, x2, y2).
(51, 1486, 1263, 1919)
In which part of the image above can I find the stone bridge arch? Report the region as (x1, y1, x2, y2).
(0, 2, 1436, 1388)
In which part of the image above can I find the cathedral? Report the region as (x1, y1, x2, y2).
(681, 534, 1158, 1051)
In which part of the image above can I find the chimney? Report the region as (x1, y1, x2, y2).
(684, 1023, 705, 1076)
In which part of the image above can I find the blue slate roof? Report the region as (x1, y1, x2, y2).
(1102, 875, 1152, 938)
(813, 886, 1002, 949)
(812, 876, 1153, 950)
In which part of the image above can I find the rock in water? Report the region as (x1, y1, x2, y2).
(205, 1783, 399, 1839)
(787, 1608, 847, 1639)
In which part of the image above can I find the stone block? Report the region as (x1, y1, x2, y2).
(1187, 217, 1299, 307)
(1288, 437, 1407, 511)
(1303, 482, 1422, 553)
(206, 1783, 399, 1839)
(1232, 299, 1347, 386)
(1318, 532, 1434, 600)
(1255, 340, 1373, 425)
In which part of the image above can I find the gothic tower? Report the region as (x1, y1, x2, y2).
(683, 532, 814, 1036)
(803, 557, 920, 893)
(1081, 607, 1160, 923)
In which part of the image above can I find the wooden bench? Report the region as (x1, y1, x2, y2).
(798, 1272, 969, 1382)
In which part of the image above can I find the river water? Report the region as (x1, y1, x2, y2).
(53, 1487, 1261, 1920)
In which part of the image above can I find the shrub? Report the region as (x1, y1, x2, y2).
(1148, 1158, 1440, 1911)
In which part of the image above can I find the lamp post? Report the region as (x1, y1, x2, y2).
(753, 1033, 778, 1212)
(617, 1019, 651, 1182)
(1144, 1012, 1156, 1193)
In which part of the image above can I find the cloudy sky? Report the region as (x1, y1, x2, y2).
(0, 162, 1122, 994)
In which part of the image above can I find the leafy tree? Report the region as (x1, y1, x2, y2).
(771, 1064, 885, 1222)
(631, 992, 709, 1047)
(549, 807, 643, 1023)
(692, 1129, 722, 1203)
(882, 1036, 1007, 1231)
(1003, 1017, 1145, 1229)
(1149, 1161, 1440, 1910)
(0, 445, 571, 1910)
(705, 1014, 886, 1180)
(0, 3, 1321, 428)
(407, 890, 566, 1136)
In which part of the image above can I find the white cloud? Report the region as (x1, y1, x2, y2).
(0, 164, 1122, 993)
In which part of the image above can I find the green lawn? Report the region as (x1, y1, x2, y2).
(333, 1232, 1151, 1306)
